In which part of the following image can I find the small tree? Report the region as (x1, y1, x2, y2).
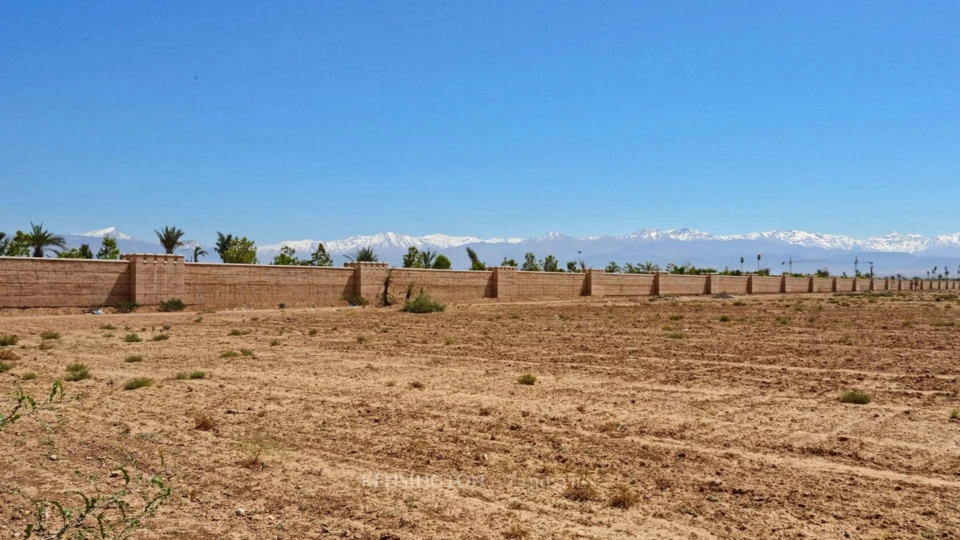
(154, 226, 186, 254)
(309, 243, 333, 266)
(419, 249, 438, 269)
(346, 247, 377, 263)
(97, 236, 121, 260)
(432, 254, 452, 269)
(521, 252, 540, 272)
(402, 246, 422, 268)
(542, 255, 560, 272)
(566, 261, 578, 272)
(57, 244, 93, 259)
(25, 222, 66, 258)
(500, 257, 517, 267)
(222, 237, 258, 264)
(191, 245, 208, 263)
(466, 247, 486, 270)
(214, 232, 234, 262)
(0, 232, 8, 256)
(756, 254, 761, 273)
(272, 246, 301, 265)
(605, 261, 621, 273)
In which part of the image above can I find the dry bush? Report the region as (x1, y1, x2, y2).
(194, 413, 217, 431)
(563, 479, 599, 502)
(609, 483, 638, 509)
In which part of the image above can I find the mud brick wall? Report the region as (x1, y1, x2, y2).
(0, 256, 130, 308)
(512, 271, 587, 298)
(184, 263, 355, 308)
(603, 273, 656, 296)
(659, 274, 708, 296)
(716, 275, 749, 295)
(0, 256, 943, 309)
(388, 268, 495, 302)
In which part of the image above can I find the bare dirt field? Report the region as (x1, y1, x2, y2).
(2, 291, 960, 539)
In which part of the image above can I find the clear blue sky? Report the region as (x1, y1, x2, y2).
(2, 1, 958, 244)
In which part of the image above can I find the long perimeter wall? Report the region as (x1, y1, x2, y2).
(0, 255, 954, 309)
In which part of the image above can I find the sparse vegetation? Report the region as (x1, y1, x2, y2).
(270, 338, 280, 346)
(64, 362, 91, 381)
(719, 315, 731, 322)
(152, 334, 170, 341)
(0, 360, 12, 373)
(349, 294, 369, 307)
(100, 324, 117, 330)
(840, 390, 871, 405)
(517, 373, 537, 385)
(125, 355, 144, 363)
(401, 289, 446, 313)
(114, 300, 140, 313)
(176, 371, 207, 380)
(220, 350, 239, 358)
(409, 380, 425, 390)
(124, 378, 154, 390)
(40, 331, 61, 340)
(240, 348, 255, 357)
(563, 479, 599, 502)
(228, 329, 252, 336)
(0, 334, 19, 347)
(158, 298, 186, 312)
(124, 333, 142, 343)
(194, 413, 217, 431)
(21, 371, 37, 380)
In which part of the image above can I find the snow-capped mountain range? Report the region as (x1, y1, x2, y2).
(59, 227, 960, 276)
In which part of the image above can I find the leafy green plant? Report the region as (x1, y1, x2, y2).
(0, 334, 19, 346)
(124, 378, 154, 390)
(64, 363, 91, 382)
(400, 290, 445, 313)
(517, 373, 537, 385)
(349, 294, 369, 307)
(839, 390, 871, 405)
(157, 298, 186, 312)
(346, 246, 377, 263)
(114, 301, 140, 314)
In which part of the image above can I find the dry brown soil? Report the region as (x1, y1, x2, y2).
(2, 291, 960, 539)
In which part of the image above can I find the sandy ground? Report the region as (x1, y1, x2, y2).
(1, 291, 960, 539)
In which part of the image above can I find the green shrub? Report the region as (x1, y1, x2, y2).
(65, 363, 91, 382)
(21, 372, 37, 380)
(40, 331, 61, 340)
(719, 315, 731, 322)
(349, 294, 369, 307)
(517, 373, 537, 386)
(839, 390, 871, 405)
(669, 315, 684, 321)
(157, 298, 186, 312)
(124, 378, 154, 390)
(114, 301, 140, 313)
(175, 371, 207, 380)
(151, 334, 170, 341)
(220, 350, 239, 358)
(228, 329, 251, 336)
(409, 380, 425, 390)
(308, 329, 318, 337)
(401, 290, 445, 314)
(240, 348, 255, 357)
(0, 361, 13, 373)
(270, 338, 280, 347)
(100, 324, 117, 330)
(950, 409, 960, 421)
(0, 334, 19, 347)
(356, 335, 368, 344)
(126, 355, 144, 363)
(775, 316, 789, 325)
(124, 333, 142, 343)
(278, 303, 286, 309)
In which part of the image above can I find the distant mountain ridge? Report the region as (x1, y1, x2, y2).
(59, 226, 960, 277)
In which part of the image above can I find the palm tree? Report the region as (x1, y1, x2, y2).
(25, 222, 66, 258)
(192, 245, 208, 262)
(345, 246, 378, 263)
(155, 226, 186, 254)
(419, 249, 437, 268)
(740, 257, 744, 273)
(756, 254, 761, 273)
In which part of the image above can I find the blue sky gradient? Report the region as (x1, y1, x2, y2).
(2, 1, 958, 244)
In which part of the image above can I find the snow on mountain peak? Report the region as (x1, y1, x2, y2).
(73, 227, 131, 240)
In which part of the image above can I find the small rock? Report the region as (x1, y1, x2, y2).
(235, 508, 245, 517)
(48, 455, 57, 461)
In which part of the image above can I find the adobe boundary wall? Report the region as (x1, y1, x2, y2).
(0, 256, 947, 309)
